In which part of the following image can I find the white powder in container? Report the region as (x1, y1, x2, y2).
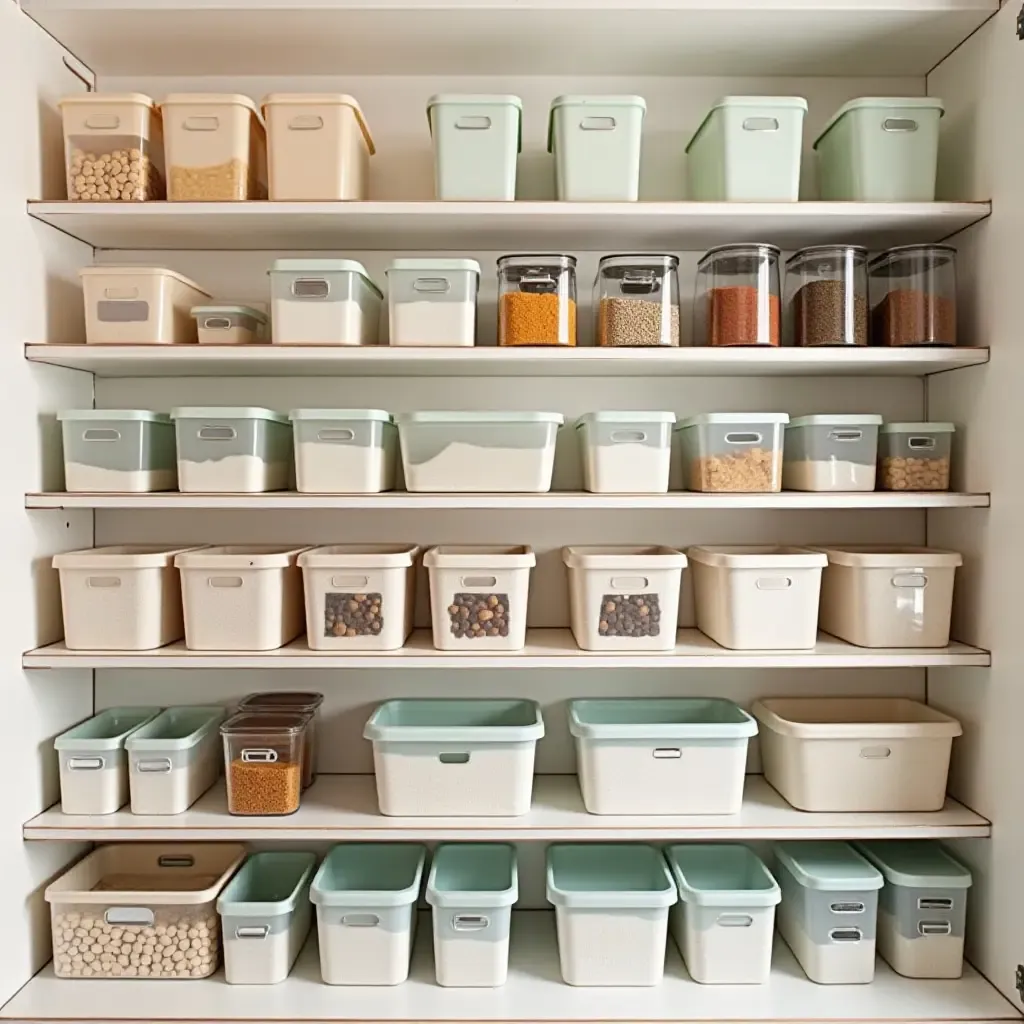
(784, 460, 876, 492)
(390, 300, 476, 347)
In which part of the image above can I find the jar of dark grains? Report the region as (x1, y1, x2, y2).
(595, 254, 680, 347)
(786, 245, 868, 346)
(868, 244, 957, 347)
(694, 243, 781, 347)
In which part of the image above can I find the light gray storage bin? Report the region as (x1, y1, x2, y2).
(783, 415, 882, 493)
(878, 422, 954, 492)
(289, 409, 397, 494)
(676, 413, 788, 493)
(386, 259, 480, 348)
(192, 303, 268, 345)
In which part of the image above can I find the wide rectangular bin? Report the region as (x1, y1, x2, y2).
(290, 409, 397, 493)
(753, 697, 963, 812)
(46, 843, 245, 979)
(221, 711, 308, 816)
(676, 413, 788, 493)
(667, 844, 780, 984)
(427, 844, 518, 987)
(386, 259, 480, 347)
(58, 410, 177, 493)
(576, 412, 675, 494)
(878, 422, 954, 491)
(55, 707, 161, 815)
(364, 699, 544, 816)
(547, 843, 676, 987)
(854, 840, 971, 979)
(775, 841, 883, 984)
(218, 851, 316, 985)
(192, 304, 267, 345)
(783, 415, 882, 492)
(563, 546, 686, 652)
(311, 843, 426, 986)
(237, 691, 323, 789)
(126, 706, 225, 815)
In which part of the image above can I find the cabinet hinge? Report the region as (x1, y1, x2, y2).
(1015, 964, 1024, 1001)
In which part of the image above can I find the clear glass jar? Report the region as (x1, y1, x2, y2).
(497, 254, 577, 347)
(220, 711, 308, 816)
(869, 244, 957, 347)
(236, 691, 324, 789)
(694, 243, 781, 347)
(595, 254, 680, 347)
(785, 245, 868, 347)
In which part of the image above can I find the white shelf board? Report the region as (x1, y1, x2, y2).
(21, 629, 992, 670)
(18, 1, 999, 78)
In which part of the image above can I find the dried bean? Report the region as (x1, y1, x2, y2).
(324, 592, 383, 638)
(227, 759, 301, 815)
(598, 594, 661, 638)
(499, 292, 577, 346)
(448, 593, 510, 640)
(67, 146, 164, 202)
(704, 286, 780, 346)
(879, 455, 950, 491)
(598, 297, 680, 347)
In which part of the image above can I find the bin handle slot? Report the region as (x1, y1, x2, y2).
(829, 927, 863, 942)
(918, 897, 954, 911)
(242, 748, 279, 763)
(609, 576, 649, 590)
(716, 913, 754, 928)
(413, 278, 451, 294)
(883, 118, 918, 132)
(318, 428, 356, 443)
(908, 436, 937, 450)
(198, 426, 237, 441)
(235, 925, 270, 939)
(609, 430, 647, 444)
(918, 920, 953, 936)
(135, 758, 172, 774)
(652, 748, 681, 759)
(460, 576, 497, 588)
(87, 576, 121, 589)
(331, 576, 370, 589)
(724, 432, 762, 445)
(182, 115, 221, 132)
(452, 915, 489, 931)
(105, 908, 154, 926)
(438, 752, 470, 764)
(292, 278, 330, 299)
(201, 316, 233, 330)
(288, 115, 324, 131)
(455, 115, 492, 130)
(742, 116, 779, 132)
(828, 430, 864, 442)
(84, 115, 122, 131)
(67, 756, 104, 771)
(892, 573, 927, 589)
(859, 746, 891, 759)
(82, 429, 121, 442)
(341, 913, 380, 927)
(580, 116, 616, 131)
(755, 577, 791, 591)
(209, 576, 243, 589)
(830, 901, 866, 914)
(158, 855, 195, 867)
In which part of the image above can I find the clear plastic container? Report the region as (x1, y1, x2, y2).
(783, 414, 882, 492)
(576, 411, 675, 493)
(237, 691, 324, 789)
(497, 255, 577, 347)
(695, 244, 781, 347)
(290, 409, 397, 493)
(220, 711, 308, 816)
(192, 304, 268, 345)
(786, 246, 869, 347)
(878, 421, 954, 491)
(869, 245, 957, 347)
(386, 259, 480, 347)
(675, 413, 788, 493)
(60, 93, 165, 201)
(595, 255, 680, 347)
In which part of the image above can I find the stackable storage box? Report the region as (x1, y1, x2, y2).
(192, 304, 267, 345)
(386, 259, 480, 347)
(427, 844, 518, 987)
(311, 843, 426, 986)
(237, 691, 323, 789)
(878, 422, 955, 492)
(676, 413, 788, 493)
(364, 699, 544, 816)
(783, 415, 882, 492)
(220, 711, 309, 816)
(576, 412, 675, 493)
(290, 409, 397, 494)
(775, 842, 883, 985)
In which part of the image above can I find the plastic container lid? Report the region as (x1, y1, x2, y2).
(364, 699, 545, 744)
(269, 259, 382, 300)
(125, 706, 225, 752)
(79, 266, 210, 295)
(568, 698, 757, 741)
(697, 243, 781, 269)
(54, 707, 161, 752)
(162, 93, 261, 117)
(576, 411, 676, 429)
(427, 94, 523, 151)
(170, 407, 289, 425)
(53, 544, 199, 570)
(869, 244, 957, 274)
(298, 544, 419, 570)
(562, 545, 687, 571)
(853, 841, 972, 890)
(788, 414, 883, 428)
(427, 844, 518, 909)
(548, 95, 646, 152)
(238, 692, 324, 714)
(422, 545, 536, 570)
(667, 845, 781, 908)
(396, 411, 564, 426)
(813, 545, 963, 569)
(311, 844, 426, 908)
(547, 844, 676, 910)
(786, 245, 868, 266)
(60, 93, 157, 110)
(288, 409, 393, 423)
(814, 96, 945, 150)
(752, 697, 963, 740)
(686, 96, 808, 152)
(57, 409, 171, 423)
(220, 710, 310, 736)
(776, 842, 884, 891)
(191, 304, 268, 324)
(217, 851, 317, 918)
(881, 422, 956, 434)
(262, 93, 374, 154)
(386, 258, 482, 278)
(174, 545, 310, 570)
(687, 545, 828, 570)
(675, 412, 790, 429)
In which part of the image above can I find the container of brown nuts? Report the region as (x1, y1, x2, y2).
(675, 413, 789, 493)
(877, 422, 955, 491)
(220, 711, 308, 816)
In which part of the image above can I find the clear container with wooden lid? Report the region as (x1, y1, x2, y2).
(220, 711, 309, 816)
(694, 243, 781, 347)
(497, 254, 577, 346)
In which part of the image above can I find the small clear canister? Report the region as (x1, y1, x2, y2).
(869, 245, 957, 347)
(595, 255, 680, 347)
(786, 246, 869, 347)
(497, 255, 577, 347)
(695, 244, 781, 347)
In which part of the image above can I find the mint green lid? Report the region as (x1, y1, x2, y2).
(576, 411, 676, 429)
(364, 699, 544, 744)
(55, 707, 161, 752)
(667, 845, 781, 909)
(881, 422, 955, 434)
(814, 97, 944, 150)
(789, 414, 883, 429)
(568, 698, 757, 741)
(395, 411, 563, 425)
(289, 409, 393, 423)
(854, 841, 972, 890)
(125, 706, 225, 753)
(387, 258, 481, 277)
(269, 259, 382, 300)
(217, 852, 317, 918)
(686, 96, 808, 153)
(776, 842, 883, 891)
(58, 409, 170, 423)
(427, 844, 518, 910)
(547, 844, 676, 910)
(311, 844, 426, 909)
(548, 95, 646, 152)
(171, 407, 289, 425)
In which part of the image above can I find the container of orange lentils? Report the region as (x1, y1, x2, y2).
(497, 254, 577, 346)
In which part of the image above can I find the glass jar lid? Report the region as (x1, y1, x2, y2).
(698, 243, 781, 273)
(220, 711, 311, 735)
(786, 244, 868, 267)
(868, 244, 957, 275)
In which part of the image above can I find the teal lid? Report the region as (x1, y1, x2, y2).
(54, 707, 162, 752)
(171, 407, 289, 425)
(547, 844, 676, 910)
(548, 95, 646, 153)
(427, 95, 523, 152)
(568, 698, 757, 741)
(217, 852, 317, 918)
(364, 699, 544, 744)
(58, 409, 171, 423)
(289, 409, 393, 423)
(854, 841, 972, 890)
(395, 411, 563, 425)
(667, 845, 781, 909)
(687, 96, 808, 153)
(576, 411, 676, 429)
(427, 844, 518, 910)
(776, 842, 883, 892)
(269, 259, 382, 300)
(125, 706, 225, 752)
(814, 97, 944, 151)
(311, 844, 426, 909)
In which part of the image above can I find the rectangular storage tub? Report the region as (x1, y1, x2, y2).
(753, 697, 963, 812)
(46, 843, 245, 979)
(775, 841, 883, 984)
(218, 851, 316, 985)
(576, 412, 675, 494)
(855, 840, 971, 979)
(397, 411, 563, 493)
(424, 545, 535, 651)
(878, 422, 954, 491)
(676, 413, 788, 493)
(686, 96, 807, 202)
(55, 707, 161, 815)
(783, 415, 882, 492)
(59, 410, 177, 493)
(237, 691, 323, 789)
(289, 409, 396, 494)
(364, 699, 544, 816)
(547, 844, 676, 987)
(81, 266, 210, 345)
(176, 545, 308, 651)
(221, 711, 309, 816)
(427, 844, 518, 988)
(311, 843, 426, 986)
(192, 303, 267, 345)
(386, 259, 480, 347)
(667, 844, 780, 984)
(126, 706, 225, 815)
(54, 544, 196, 651)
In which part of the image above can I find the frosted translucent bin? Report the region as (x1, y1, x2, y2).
(263, 93, 374, 201)
(54, 707, 160, 815)
(814, 546, 962, 648)
(397, 411, 563, 492)
(547, 844, 676, 987)
(46, 843, 245, 979)
(176, 545, 308, 651)
(688, 546, 827, 650)
(548, 95, 646, 201)
(192, 304, 267, 345)
(386, 259, 480, 347)
(676, 413, 788, 492)
(878, 422, 954, 491)
(218, 851, 316, 985)
(814, 97, 944, 201)
(428, 94, 522, 201)
(686, 96, 807, 201)
(237, 691, 323, 789)
(290, 409, 396, 493)
(172, 407, 292, 493)
(428, 844, 518, 988)
(562, 545, 686, 652)
(424, 545, 536, 651)
(783, 415, 882, 492)
(59, 410, 177, 493)
(364, 699, 544, 817)
(667, 844, 780, 984)
(568, 698, 757, 815)
(270, 259, 382, 346)
(311, 843, 426, 986)
(753, 698, 963, 812)
(775, 842, 883, 985)
(126, 706, 225, 815)
(577, 412, 675, 493)
(54, 544, 196, 651)
(854, 841, 971, 979)
(299, 544, 419, 651)
(81, 266, 210, 345)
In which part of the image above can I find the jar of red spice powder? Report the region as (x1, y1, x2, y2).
(868, 244, 957, 347)
(694, 243, 781, 347)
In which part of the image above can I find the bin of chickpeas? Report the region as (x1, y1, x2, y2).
(877, 422, 955, 491)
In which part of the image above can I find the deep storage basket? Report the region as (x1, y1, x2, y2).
(386, 259, 480, 347)
(782, 415, 882, 492)
(290, 409, 397, 494)
(576, 412, 675, 493)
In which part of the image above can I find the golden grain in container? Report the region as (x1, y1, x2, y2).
(220, 711, 308, 816)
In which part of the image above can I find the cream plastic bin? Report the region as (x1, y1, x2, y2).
(563, 545, 686, 652)
(424, 545, 536, 651)
(568, 698, 757, 815)
(54, 544, 196, 650)
(815, 546, 962, 648)
(576, 412, 675, 493)
(299, 544, 419, 651)
(688, 545, 827, 650)
(192, 304, 267, 345)
(667, 845, 781, 984)
(676, 413, 788, 493)
(686, 97, 807, 201)
(753, 697, 963, 812)
(81, 266, 210, 345)
(547, 844, 676, 987)
(46, 843, 245, 979)
(386, 259, 480, 347)
(176, 545, 308, 651)
(364, 699, 545, 816)
(290, 409, 396, 493)
(783, 415, 882, 492)
(55, 707, 161, 815)
(263, 93, 374, 201)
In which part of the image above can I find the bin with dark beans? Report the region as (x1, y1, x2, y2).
(448, 593, 510, 640)
(598, 594, 661, 638)
(324, 592, 383, 638)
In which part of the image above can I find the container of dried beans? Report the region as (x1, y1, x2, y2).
(869, 244, 957, 347)
(694, 243, 781, 347)
(220, 711, 308, 816)
(595, 254, 680, 347)
(497, 254, 577, 346)
(786, 245, 868, 346)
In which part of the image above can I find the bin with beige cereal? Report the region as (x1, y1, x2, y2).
(878, 422, 954, 491)
(221, 711, 309, 816)
(675, 413, 788, 492)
